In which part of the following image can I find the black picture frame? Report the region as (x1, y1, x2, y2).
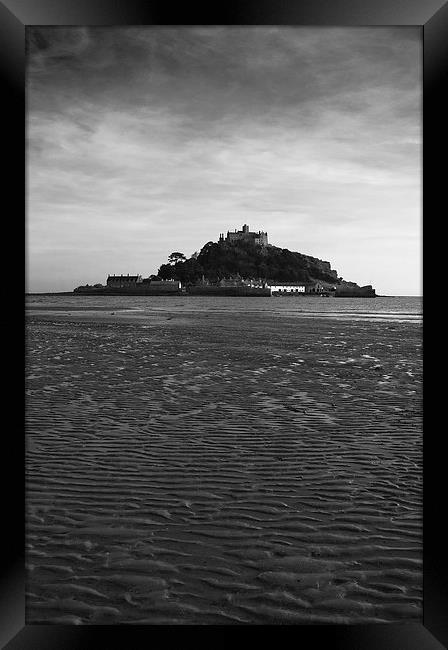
(2, 0, 444, 648)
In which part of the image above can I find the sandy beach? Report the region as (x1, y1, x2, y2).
(25, 307, 422, 624)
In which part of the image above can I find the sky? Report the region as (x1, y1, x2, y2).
(26, 26, 422, 295)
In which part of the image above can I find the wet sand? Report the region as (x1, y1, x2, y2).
(25, 309, 422, 624)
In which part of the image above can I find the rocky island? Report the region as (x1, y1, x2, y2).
(74, 225, 376, 297)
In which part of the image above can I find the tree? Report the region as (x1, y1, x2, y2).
(168, 252, 187, 265)
(174, 258, 203, 284)
(157, 239, 340, 286)
(158, 263, 176, 280)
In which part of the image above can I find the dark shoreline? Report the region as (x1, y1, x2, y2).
(26, 291, 381, 298)
(26, 291, 423, 298)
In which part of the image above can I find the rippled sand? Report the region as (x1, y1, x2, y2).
(26, 310, 422, 624)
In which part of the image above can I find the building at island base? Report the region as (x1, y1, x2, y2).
(268, 282, 332, 295)
(196, 280, 336, 296)
(106, 274, 142, 288)
(264, 280, 376, 297)
(75, 272, 375, 297)
(269, 283, 305, 294)
(105, 275, 181, 291)
(74, 275, 182, 295)
(217, 277, 267, 289)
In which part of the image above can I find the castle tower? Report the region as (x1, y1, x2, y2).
(224, 224, 268, 246)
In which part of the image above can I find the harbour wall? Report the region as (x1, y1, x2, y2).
(186, 286, 272, 297)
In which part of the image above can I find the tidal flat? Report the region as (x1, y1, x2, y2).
(25, 307, 422, 624)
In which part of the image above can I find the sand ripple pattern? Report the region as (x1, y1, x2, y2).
(26, 313, 422, 624)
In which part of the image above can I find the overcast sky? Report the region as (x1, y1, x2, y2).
(26, 26, 421, 295)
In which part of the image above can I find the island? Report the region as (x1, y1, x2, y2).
(74, 225, 376, 297)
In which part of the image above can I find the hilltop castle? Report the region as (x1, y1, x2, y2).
(74, 223, 376, 297)
(219, 224, 268, 247)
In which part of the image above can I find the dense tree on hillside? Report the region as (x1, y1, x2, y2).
(158, 263, 176, 280)
(168, 252, 187, 265)
(174, 257, 204, 283)
(157, 239, 339, 286)
(158, 256, 204, 283)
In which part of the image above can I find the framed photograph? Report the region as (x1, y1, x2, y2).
(2, 0, 443, 648)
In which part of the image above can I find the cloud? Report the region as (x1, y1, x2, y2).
(26, 26, 421, 295)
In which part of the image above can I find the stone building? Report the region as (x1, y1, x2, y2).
(142, 278, 182, 291)
(106, 274, 142, 288)
(219, 224, 268, 247)
(304, 282, 326, 294)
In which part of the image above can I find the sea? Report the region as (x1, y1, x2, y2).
(26, 294, 422, 323)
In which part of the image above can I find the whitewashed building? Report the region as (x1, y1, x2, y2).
(269, 283, 306, 294)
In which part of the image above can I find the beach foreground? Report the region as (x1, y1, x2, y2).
(26, 308, 422, 624)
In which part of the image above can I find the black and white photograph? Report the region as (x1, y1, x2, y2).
(25, 25, 423, 626)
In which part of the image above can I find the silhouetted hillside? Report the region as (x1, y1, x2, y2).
(158, 239, 341, 286)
